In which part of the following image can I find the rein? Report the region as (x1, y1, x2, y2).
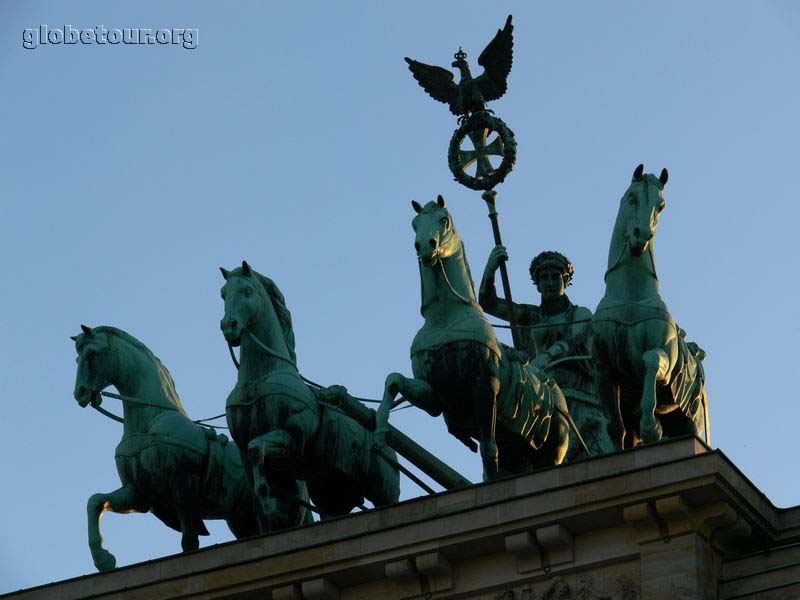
(241, 330, 298, 368)
(89, 391, 229, 429)
(420, 230, 473, 306)
(545, 354, 592, 368)
(604, 233, 629, 281)
(91, 404, 124, 424)
(604, 233, 659, 283)
(227, 344, 240, 369)
(437, 258, 474, 305)
(491, 317, 592, 330)
(227, 329, 384, 406)
(427, 237, 475, 306)
(100, 390, 179, 411)
(556, 406, 591, 458)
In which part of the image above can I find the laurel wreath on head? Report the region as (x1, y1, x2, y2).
(447, 112, 517, 191)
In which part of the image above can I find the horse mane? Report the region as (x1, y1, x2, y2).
(93, 326, 189, 415)
(252, 272, 298, 365)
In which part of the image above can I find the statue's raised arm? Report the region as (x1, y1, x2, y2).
(479, 244, 531, 326)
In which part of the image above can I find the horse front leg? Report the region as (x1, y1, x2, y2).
(640, 348, 670, 443)
(375, 373, 440, 448)
(247, 430, 305, 531)
(86, 483, 146, 572)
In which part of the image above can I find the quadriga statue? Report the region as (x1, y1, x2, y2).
(72, 326, 264, 572)
(375, 196, 571, 480)
(592, 165, 709, 449)
(219, 262, 400, 524)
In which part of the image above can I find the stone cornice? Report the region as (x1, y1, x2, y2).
(6, 436, 798, 599)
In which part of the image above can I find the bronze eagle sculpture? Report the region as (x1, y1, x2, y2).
(405, 15, 514, 118)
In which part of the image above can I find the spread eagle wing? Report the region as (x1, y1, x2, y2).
(476, 15, 514, 103)
(405, 57, 460, 114)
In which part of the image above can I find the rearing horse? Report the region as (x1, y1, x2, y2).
(592, 165, 709, 449)
(376, 196, 570, 479)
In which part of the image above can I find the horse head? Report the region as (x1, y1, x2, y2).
(620, 164, 669, 256)
(219, 261, 267, 347)
(411, 195, 460, 267)
(72, 325, 118, 408)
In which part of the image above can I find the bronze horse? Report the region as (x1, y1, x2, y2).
(375, 196, 570, 479)
(220, 262, 400, 525)
(592, 165, 709, 449)
(72, 326, 261, 571)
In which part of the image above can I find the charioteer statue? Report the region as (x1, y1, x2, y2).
(480, 246, 615, 459)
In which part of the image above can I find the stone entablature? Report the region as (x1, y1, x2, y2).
(5, 437, 799, 600)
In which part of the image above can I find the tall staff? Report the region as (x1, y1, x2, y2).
(481, 189, 522, 348)
(404, 15, 522, 347)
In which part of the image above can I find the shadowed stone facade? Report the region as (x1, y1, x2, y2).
(5, 437, 798, 599)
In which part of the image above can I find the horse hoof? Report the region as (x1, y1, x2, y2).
(260, 501, 280, 524)
(182, 536, 200, 553)
(640, 419, 663, 444)
(93, 549, 116, 572)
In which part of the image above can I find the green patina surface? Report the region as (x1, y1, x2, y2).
(375, 197, 571, 480)
(72, 326, 260, 572)
(479, 247, 616, 460)
(220, 262, 400, 526)
(592, 165, 709, 450)
(65, 14, 714, 572)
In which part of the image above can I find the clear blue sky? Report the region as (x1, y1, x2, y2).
(2, 1, 799, 592)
